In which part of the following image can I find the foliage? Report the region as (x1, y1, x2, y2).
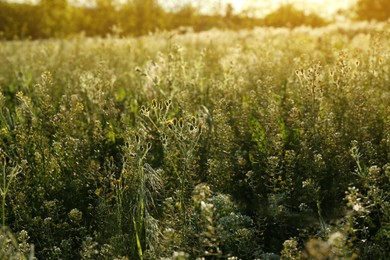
(356, 0, 390, 21)
(0, 0, 329, 40)
(263, 4, 328, 28)
(0, 228, 35, 259)
(0, 21, 389, 258)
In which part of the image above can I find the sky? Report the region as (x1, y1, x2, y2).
(8, 0, 356, 17)
(160, 0, 355, 17)
(197, 0, 356, 16)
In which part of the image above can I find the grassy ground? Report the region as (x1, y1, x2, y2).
(0, 21, 389, 259)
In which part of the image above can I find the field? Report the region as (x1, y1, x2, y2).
(0, 21, 389, 259)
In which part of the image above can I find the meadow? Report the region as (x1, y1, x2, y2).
(0, 21, 389, 259)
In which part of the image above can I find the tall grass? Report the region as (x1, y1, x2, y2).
(0, 21, 389, 259)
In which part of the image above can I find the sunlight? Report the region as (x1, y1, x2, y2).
(7, 0, 356, 18)
(227, 0, 355, 16)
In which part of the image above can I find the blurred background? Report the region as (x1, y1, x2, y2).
(0, 0, 389, 39)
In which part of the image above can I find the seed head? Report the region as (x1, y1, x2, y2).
(198, 122, 203, 133)
(140, 105, 150, 116)
(165, 99, 172, 108)
(135, 134, 141, 144)
(190, 116, 196, 125)
(355, 60, 360, 67)
(178, 118, 184, 128)
(151, 99, 157, 109)
(158, 100, 164, 110)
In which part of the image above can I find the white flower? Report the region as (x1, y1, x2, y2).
(353, 203, 363, 212)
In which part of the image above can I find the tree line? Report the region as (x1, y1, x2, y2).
(0, 0, 388, 40)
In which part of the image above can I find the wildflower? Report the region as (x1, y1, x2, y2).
(328, 232, 343, 246)
(43, 217, 52, 224)
(173, 251, 189, 259)
(368, 165, 380, 179)
(352, 203, 364, 212)
(165, 119, 174, 129)
(302, 179, 313, 188)
(299, 203, 309, 211)
(68, 208, 82, 223)
(95, 188, 102, 196)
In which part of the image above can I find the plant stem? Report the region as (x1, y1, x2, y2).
(133, 215, 143, 260)
(1, 160, 5, 229)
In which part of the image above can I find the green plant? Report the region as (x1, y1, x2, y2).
(0, 22, 389, 259)
(0, 151, 22, 229)
(0, 228, 34, 259)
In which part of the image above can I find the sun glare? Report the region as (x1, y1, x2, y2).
(8, 0, 355, 17)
